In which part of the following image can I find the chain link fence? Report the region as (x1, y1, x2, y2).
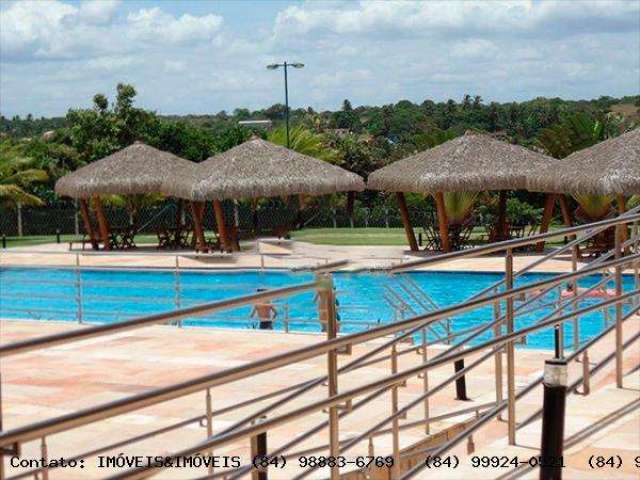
(0, 200, 434, 237)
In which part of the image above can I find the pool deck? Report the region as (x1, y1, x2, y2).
(1, 315, 639, 479)
(1, 241, 639, 478)
(1, 239, 631, 274)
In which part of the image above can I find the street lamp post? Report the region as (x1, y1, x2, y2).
(267, 61, 304, 148)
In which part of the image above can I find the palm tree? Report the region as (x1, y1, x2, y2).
(267, 125, 337, 162)
(0, 142, 48, 208)
(537, 112, 624, 221)
(443, 192, 478, 224)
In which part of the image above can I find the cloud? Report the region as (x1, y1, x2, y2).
(274, 1, 640, 39)
(126, 8, 223, 45)
(0, 0, 223, 62)
(0, 0, 638, 118)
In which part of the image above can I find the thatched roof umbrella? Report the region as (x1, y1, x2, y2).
(367, 131, 556, 252)
(527, 128, 640, 249)
(164, 137, 365, 251)
(527, 128, 640, 196)
(55, 142, 195, 250)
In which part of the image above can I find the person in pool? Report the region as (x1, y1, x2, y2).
(251, 288, 278, 330)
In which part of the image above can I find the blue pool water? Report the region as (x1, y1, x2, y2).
(0, 267, 635, 350)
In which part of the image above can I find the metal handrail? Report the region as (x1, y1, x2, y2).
(3, 214, 639, 480)
(1, 252, 636, 448)
(399, 308, 640, 479)
(110, 290, 639, 480)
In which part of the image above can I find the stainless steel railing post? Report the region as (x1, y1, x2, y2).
(492, 301, 503, 421)
(174, 256, 182, 328)
(317, 274, 340, 480)
(581, 351, 590, 395)
(391, 343, 401, 478)
(571, 244, 580, 352)
(41, 437, 49, 480)
(421, 328, 430, 435)
(505, 248, 516, 445)
(614, 224, 624, 388)
(75, 253, 83, 324)
(205, 388, 214, 476)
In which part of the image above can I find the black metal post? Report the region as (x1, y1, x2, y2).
(283, 61, 289, 148)
(56, 229, 61, 244)
(454, 359, 469, 400)
(554, 325, 561, 359)
(251, 429, 268, 480)
(1, 234, 6, 249)
(539, 358, 567, 480)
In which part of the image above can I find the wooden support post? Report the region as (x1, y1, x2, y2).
(79, 199, 99, 250)
(395, 192, 419, 251)
(93, 196, 110, 250)
(434, 191, 451, 253)
(558, 195, 573, 226)
(213, 200, 230, 252)
(190, 201, 207, 252)
(498, 191, 508, 241)
(536, 194, 556, 253)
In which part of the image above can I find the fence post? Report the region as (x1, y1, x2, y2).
(539, 359, 567, 480)
(364, 208, 369, 228)
(16, 202, 23, 237)
(384, 207, 389, 228)
(317, 273, 340, 480)
(505, 248, 516, 445)
(332, 208, 337, 229)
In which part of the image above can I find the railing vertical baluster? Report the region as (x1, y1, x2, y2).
(493, 301, 503, 421)
(283, 303, 289, 333)
(205, 388, 214, 476)
(317, 274, 340, 480)
(421, 328, 430, 435)
(571, 244, 580, 351)
(614, 224, 624, 388)
(175, 256, 182, 328)
(75, 253, 83, 324)
(391, 343, 401, 477)
(40, 437, 49, 480)
(505, 248, 516, 445)
(581, 351, 590, 395)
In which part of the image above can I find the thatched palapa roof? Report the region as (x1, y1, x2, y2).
(367, 131, 555, 193)
(165, 137, 365, 201)
(55, 142, 195, 198)
(526, 128, 640, 195)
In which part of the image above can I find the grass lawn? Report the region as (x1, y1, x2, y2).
(2, 226, 567, 248)
(291, 228, 409, 245)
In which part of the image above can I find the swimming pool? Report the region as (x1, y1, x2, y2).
(0, 267, 635, 350)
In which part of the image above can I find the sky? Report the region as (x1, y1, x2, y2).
(1, 0, 639, 118)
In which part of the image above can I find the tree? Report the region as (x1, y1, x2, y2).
(0, 140, 48, 207)
(267, 125, 336, 162)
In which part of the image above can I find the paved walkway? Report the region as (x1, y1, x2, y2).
(1, 313, 638, 479)
(0, 240, 619, 273)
